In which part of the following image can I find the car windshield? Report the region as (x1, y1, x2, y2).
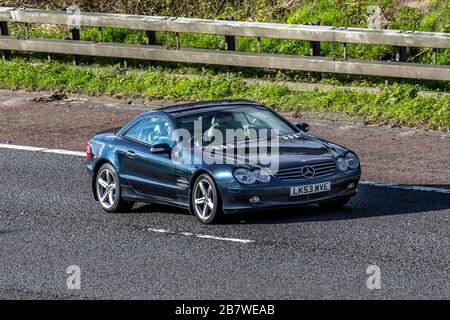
(174, 106, 296, 145)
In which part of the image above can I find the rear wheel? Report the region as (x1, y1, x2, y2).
(191, 174, 222, 224)
(318, 196, 351, 209)
(96, 163, 134, 213)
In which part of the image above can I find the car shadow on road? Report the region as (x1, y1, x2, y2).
(131, 203, 189, 215)
(224, 184, 450, 225)
(123, 184, 450, 225)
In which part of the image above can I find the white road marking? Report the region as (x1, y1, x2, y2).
(0, 143, 45, 152)
(0, 143, 85, 157)
(148, 228, 255, 244)
(195, 234, 254, 243)
(147, 228, 171, 233)
(1, 143, 449, 195)
(41, 149, 86, 157)
(360, 181, 450, 194)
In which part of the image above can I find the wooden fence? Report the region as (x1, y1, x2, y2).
(0, 7, 449, 81)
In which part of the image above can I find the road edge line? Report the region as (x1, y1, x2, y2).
(0, 143, 85, 157)
(359, 181, 450, 194)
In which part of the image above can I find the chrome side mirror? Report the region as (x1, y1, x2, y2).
(150, 143, 172, 154)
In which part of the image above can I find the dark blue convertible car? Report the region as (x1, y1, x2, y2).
(87, 100, 361, 224)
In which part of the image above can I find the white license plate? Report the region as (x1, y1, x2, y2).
(290, 182, 331, 196)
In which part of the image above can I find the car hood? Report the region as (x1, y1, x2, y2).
(272, 135, 337, 169)
(191, 134, 342, 170)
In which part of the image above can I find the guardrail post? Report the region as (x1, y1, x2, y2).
(24, 23, 29, 39)
(175, 32, 180, 49)
(224, 17, 236, 52)
(69, 27, 80, 66)
(224, 17, 236, 72)
(225, 34, 236, 51)
(309, 22, 321, 56)
(225, 36, 236, 73)
(395, 46, 407, 62)
(225, 35, 236, 72)
(145, 30, 157, 66)
(310, 41, 321, 56)
(146, 30, 157, 45)
(0, 21, 11, 61)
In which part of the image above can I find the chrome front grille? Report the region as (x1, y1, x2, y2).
(275, 160, 336, 182)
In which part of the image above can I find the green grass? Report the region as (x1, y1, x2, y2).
(1, 59, 448, 131)
(5, 0, 450, 97)
(2, 1, 448, 132)
(5, 0, 449, 93)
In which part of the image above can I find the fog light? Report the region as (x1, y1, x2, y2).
(249, 196, 260, 203)
(347, 183, 355, 189)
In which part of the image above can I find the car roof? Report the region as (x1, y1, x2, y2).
(156, 99, 262, 115)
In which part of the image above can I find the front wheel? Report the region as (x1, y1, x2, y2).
(96, 163, 134, 213)
(191, 174, 222, 224)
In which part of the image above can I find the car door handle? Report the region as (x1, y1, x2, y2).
(127, 150, 136, 158)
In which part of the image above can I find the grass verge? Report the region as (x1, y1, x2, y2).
(0, 59, 449, 131)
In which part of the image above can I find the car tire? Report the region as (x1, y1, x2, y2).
(318, 196, 351, 209)
(96, 163, 134, 213)
(191, 174, 223, 224)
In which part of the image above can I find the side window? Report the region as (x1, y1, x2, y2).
(125, 116, 173, 145)
(124, 120, 146, 141)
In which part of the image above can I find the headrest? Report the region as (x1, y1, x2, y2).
(211, 113, 234, 126)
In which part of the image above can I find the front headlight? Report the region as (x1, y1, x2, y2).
(337, 153, 359, 172)
(337, 157, 348, 171)
(233, 168, 271, 184)
(253, 168, 272, 183)
(233, 168, 257, 184)
(345, 152, 359, 170)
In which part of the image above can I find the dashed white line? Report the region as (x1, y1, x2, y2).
(147, 227, 255, 244)
(147, 228, 171, 233)
(195, 234, 254, 243)
(1, 143, 449, 195)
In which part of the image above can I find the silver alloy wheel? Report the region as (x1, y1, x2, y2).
(97, 168, 117, 209)
(193, 179, 215, 220)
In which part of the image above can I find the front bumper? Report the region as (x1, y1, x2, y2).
(218, 172, 360, 214)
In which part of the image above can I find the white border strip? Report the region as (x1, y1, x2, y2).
(148, 228, 255, 244)
(0, 144, 45, 152)
(1, 143, 449, 195)
(41, 149, 86, 157)
(0, 143, 85, 157)
(360, 181, 450, 194)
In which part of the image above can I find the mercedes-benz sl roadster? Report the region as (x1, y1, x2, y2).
(87, 100, 361, 224)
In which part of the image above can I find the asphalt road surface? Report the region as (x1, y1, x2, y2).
(0, 148, 449, 299)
